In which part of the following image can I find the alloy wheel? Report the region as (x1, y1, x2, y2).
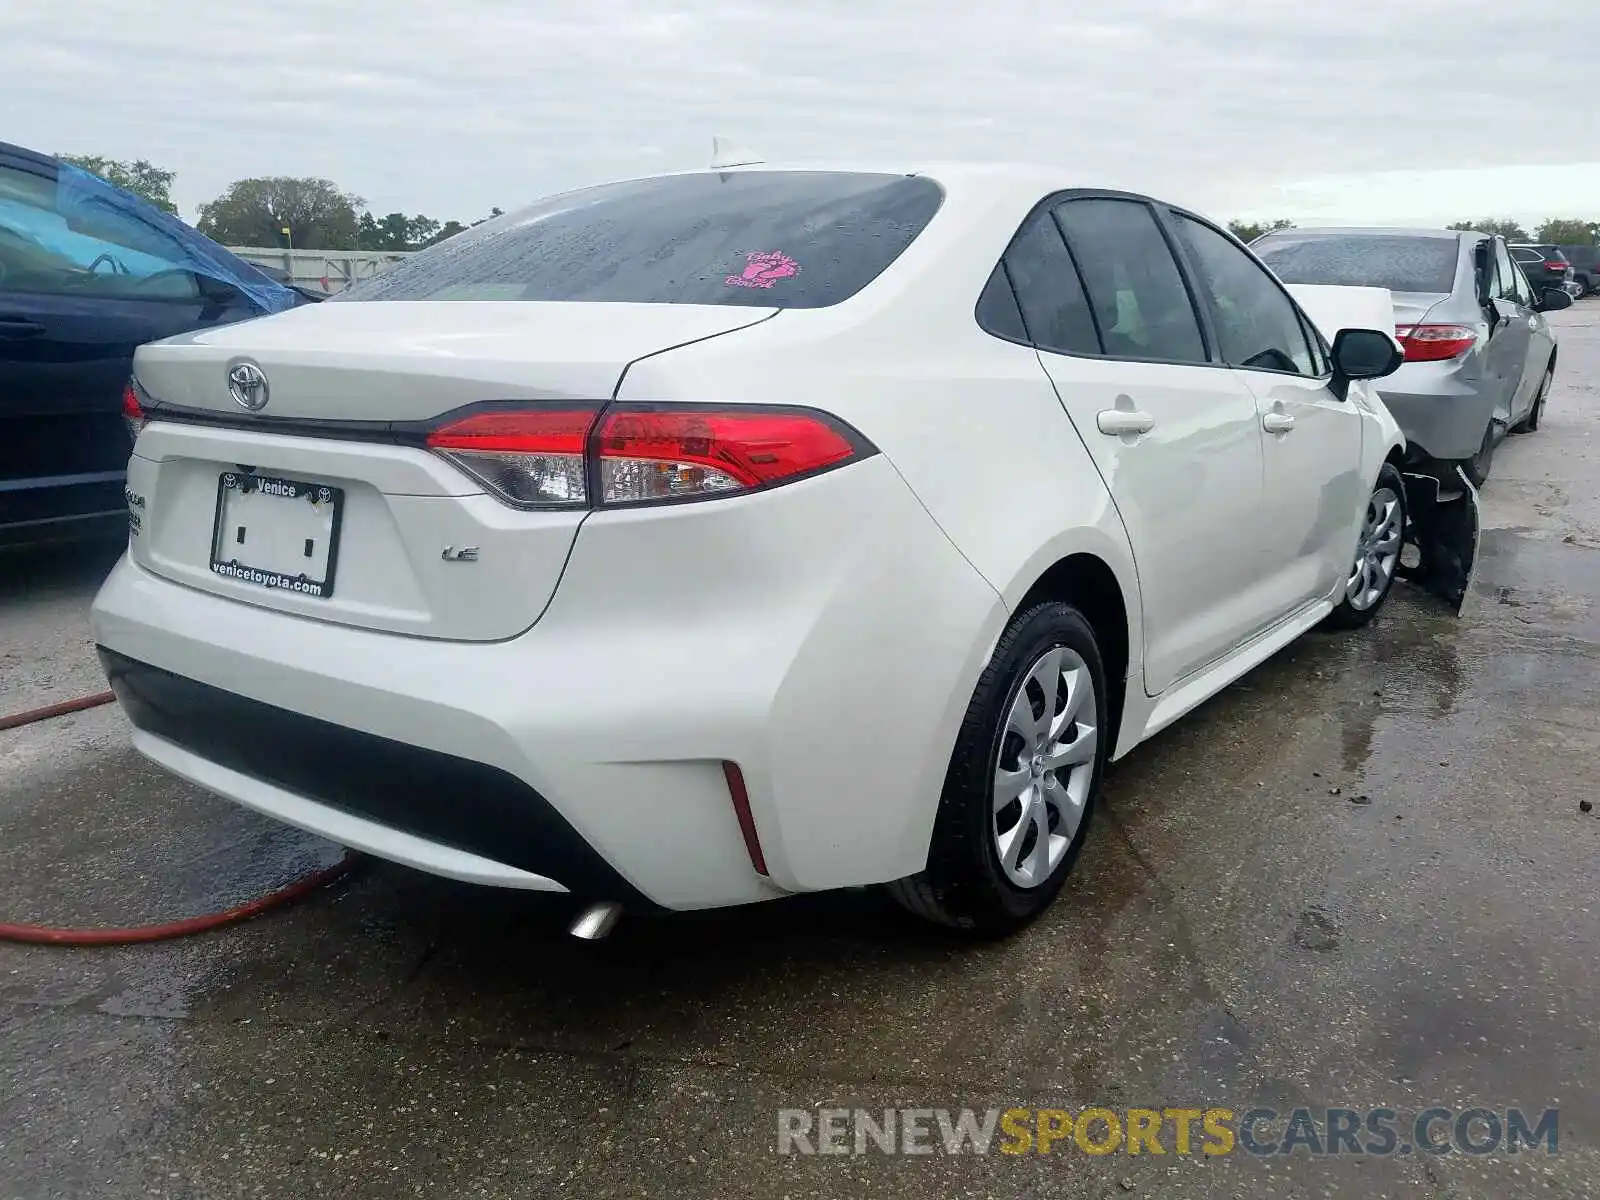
(991, 646, 1097, 888)
(1347, 486, 1402, 611)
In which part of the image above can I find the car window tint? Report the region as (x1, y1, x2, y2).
(1504, 246, 1541, 301)
(1052, 199, 1206, 364)
(1493, 239, 1522, 303)
(1172, 214, 1315, 375)
(1510, 254, 1534, 303)
(975, 262, 1029, 342)
(0, 163, 198, 300)
(1253, 234, 1459, 293)
(336, 171, 943, 308)
(1000, 212, 1100, 355)
(1297, 309, 1329, 375)
(1476, 239, 1503, 301)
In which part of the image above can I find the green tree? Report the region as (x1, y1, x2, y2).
(355, 211, 383, 251)
(1533, 218, 1597, 246)
(375, 212, 412, 250)
(427, 219, 469, 246)
(196, 177, 364, 250)
(405, 215, 441, 247)
(57, 154, 178, 214)
(354, 211, 447, 252)
(1445, 218, 1529, 241)
(1226, 218, 1294, 243)
(471, 206, 505, 227)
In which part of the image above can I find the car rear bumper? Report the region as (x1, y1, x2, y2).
(90, 458, 1005, 910)
(100, 647, 650, 900)
(1376, 363, 1493, 463)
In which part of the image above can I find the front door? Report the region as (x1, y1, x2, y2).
(1166, 211, 1367, 613)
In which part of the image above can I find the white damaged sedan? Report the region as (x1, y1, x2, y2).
(94, 162, 1462, 937)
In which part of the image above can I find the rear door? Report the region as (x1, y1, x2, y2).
(1168, 211, 1365, 615)
(1481, 238, 1532, 430)
(0, 152, 258, 523)
(1007, 194, 1273, 695)
(1491, 237, 1544, 423)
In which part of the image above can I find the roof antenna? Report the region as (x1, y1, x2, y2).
(710, 136, 763, 170)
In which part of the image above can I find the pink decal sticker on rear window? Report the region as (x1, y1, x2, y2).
(725, 250, 799, 289)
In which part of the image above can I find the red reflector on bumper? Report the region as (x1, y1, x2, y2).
(722, 761, 768, 876)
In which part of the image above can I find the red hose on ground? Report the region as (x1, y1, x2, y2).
(1, 690, 359, 946)
(0, 852, 357, 946)
(0, 690, 117, 732)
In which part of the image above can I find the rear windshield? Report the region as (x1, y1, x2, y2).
(1253, 234, 1460, 294)
(334, 171, 944, 308)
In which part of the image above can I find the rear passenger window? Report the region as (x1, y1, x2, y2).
(975, 263, 1028, 342)
(1052, 199, 1208, 364)
(1172, 213, 1316, 375)
(1000, 212, 1100, 356)
(1493, 239, 1524, 303)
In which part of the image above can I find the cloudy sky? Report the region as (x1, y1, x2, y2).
(4, 0, 1595, 228)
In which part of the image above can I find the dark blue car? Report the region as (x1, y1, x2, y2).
(0, 141, 302, 546)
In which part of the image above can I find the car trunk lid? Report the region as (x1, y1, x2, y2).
(133, 301, 777, 421)
(1387, 291, 1453, 329)
(126, 301, 777, 640)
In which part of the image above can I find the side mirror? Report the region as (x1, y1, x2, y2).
(1331, 327, 1403, 382)
(195, 272, 246, 307)
(1538, 288, 1574, 313)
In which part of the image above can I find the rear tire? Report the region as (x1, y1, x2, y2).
(1463, 422, 1495, 487)
(1325, 463, 1406, 630)
(887, 602, 1108, 937)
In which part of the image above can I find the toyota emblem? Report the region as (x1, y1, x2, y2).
(228, 362, 270, 411)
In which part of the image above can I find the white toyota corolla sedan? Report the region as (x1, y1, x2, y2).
(94, 163, 1430, 937)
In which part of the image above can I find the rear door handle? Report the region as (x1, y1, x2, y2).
(1263, 411, 1296, 434)
(1096, 409, 1156, 436)
(0, 317, 47, 339)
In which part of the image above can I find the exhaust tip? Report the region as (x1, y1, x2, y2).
(569, 901, 623, 940)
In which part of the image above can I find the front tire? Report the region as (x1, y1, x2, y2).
(887, 602, 1107, 937)
(1325, 463, 1406, 630)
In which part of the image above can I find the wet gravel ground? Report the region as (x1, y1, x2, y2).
(2, 303, 1598, 1199)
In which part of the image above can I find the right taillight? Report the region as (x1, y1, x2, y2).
(1394, 324, 1478, 363)
(595, 406, 865, 505)
(424, 403, 873, 510)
